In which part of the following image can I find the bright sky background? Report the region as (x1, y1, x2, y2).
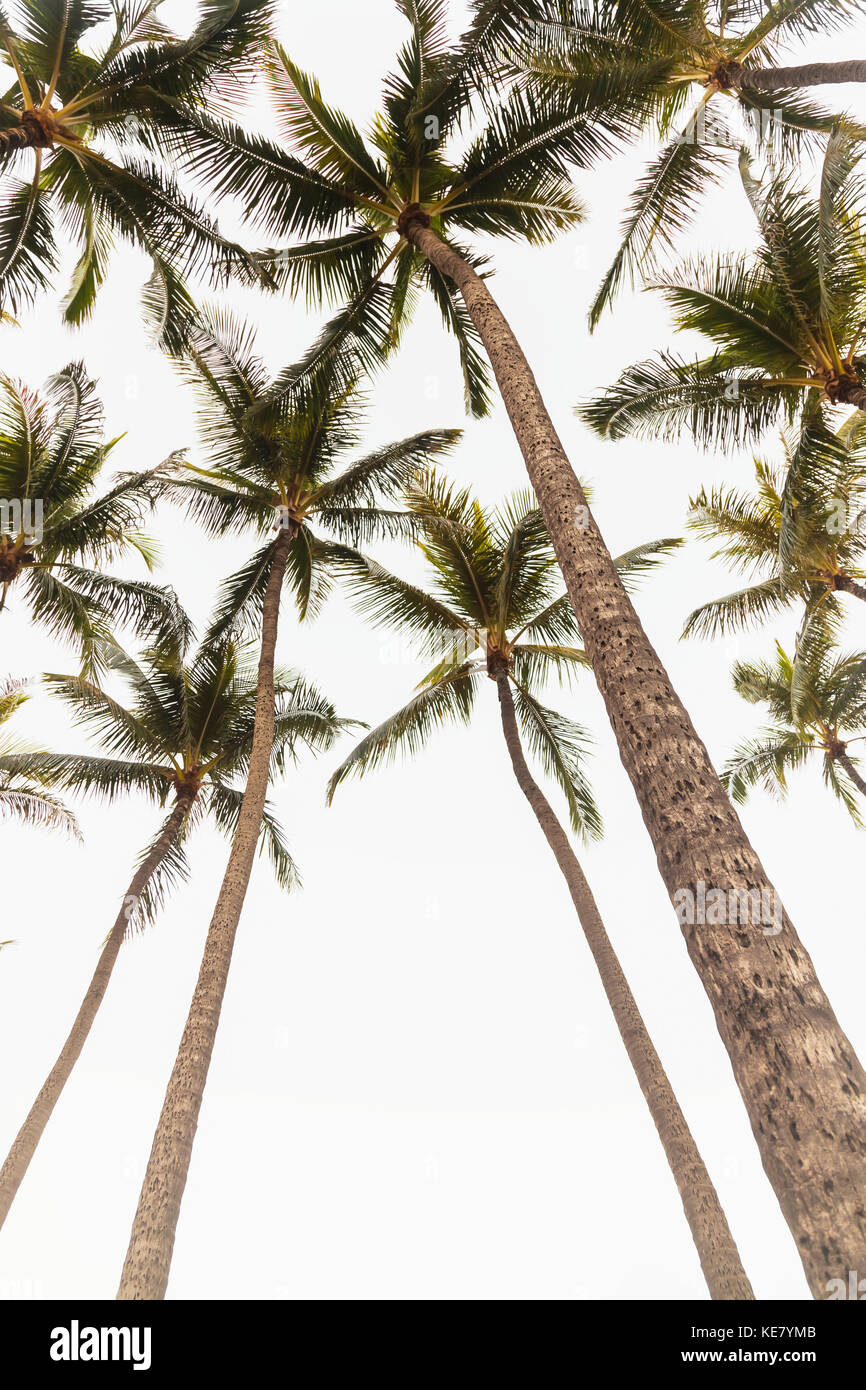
(1, 1, 866, 1301)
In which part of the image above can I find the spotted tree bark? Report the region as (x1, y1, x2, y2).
(403, 213, 866, 1299)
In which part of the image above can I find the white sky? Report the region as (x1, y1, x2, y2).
(1, 1, 866, 1301)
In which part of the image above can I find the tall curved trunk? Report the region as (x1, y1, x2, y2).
(403, 216, 866, 1298)
(737, 61, 866, 92)
(835, 575, 866, 602)
(838, 385, 866, 411)
(0, 111, 54, 150)
(495, 673, 753, 1300)
(116, 528, 293, 1300)
(0, 794, 193, 1229)
(838, 751, 866, 798)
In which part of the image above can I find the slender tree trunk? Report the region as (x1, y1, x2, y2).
(835, 574, 866, 602)
(494, 673, 753, 1300)
(838, 384, 866, 411)
(0, 794, 193, 1230)
(402, 214, 866, 1298)
(116, 528, 293, 1300)
(838, 751, 866, 798)
(737, 61, 866, 92)
(0, 111, 54, 150)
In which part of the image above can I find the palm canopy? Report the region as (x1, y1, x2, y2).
(580, 133, 866, 450)
(0, 674, 79, 834)
(327, 470, 681, 837)
(0, 0, 272, 328)
(684, 417, 866, 638)
(164, 309, 462, 642)
(723, 628, 866, 824)
(0, 629, 355, 918)
(518, 0, 861, 326)
(0, 359, 181, 667)
(167, 0, 638, 416)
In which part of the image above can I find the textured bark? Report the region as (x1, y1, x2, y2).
(0, 110, 55, 150)
(495, 674, 753, 1300)
(835, 574, 866, 603)
(0, 794, 193, 1229)
(116, 529, 292, 1300)
(838, 752, 866, 799)
(738, 61, 866, 92)
(404, 218, 866, 1298)
(839, 384, 866, 411)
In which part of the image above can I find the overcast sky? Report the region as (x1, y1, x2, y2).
(1, 1, 865, 1301)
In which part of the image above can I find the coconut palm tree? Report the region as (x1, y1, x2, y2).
(115, 316, 459, 1298)
(0, 675, 78, 834)
(723, 630, 866, 820)
(581, 133, 866, 447)
(138, 8, 866, 1295)
(0, 624, 350, 1229)
(0, 360, 179, 670)
(0, 0, 271, 330)
(683, 418, 866, 639)
(326, 472, 753, 1299)
(516, 0, 864, 324)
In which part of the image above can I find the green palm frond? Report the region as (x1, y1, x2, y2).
(326, 661, 480, 803)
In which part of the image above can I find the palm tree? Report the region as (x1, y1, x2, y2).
(327, 472, 753, 1299)
(0, 0, 272, 331)
(115, 316, 458, 1298)
(0, 360, 179, 669)
(683, 418, 866, 639)
(517, 0, 864, 324)
(0, 625, 350, 1229)
(723, 630, 866, 820)
(0, 675, 79, 834)
(175, 9, 866, 1295)
(582, 133, 866, 447)
(0, 0, 278, 333)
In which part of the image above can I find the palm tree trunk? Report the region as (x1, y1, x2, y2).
(494, 673, 753, 1300)
(737, 61, 866, 92)
(116, 528, 293, 1300)
(838, 751, 866, 798)
(402, 214, 866, 1298)
(0, 112, 54, 150)
(835, 575, 866, 602)
(0, 794, 193, 1230)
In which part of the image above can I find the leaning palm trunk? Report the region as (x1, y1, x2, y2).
(835, 576, 866, 602)
(734, 61, 866, 92)
(0, 794, 193, 1229)
(401, 213, 866, 1298)
(0, 111, 55, 151)
(838, 752, 866, 799)
(495, 674, 753, 1300)
(116, 528, 293, 1300)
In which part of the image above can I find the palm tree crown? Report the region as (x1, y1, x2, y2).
(165, 310, 462, 640)
(581, 134, 866, 449)
(724, 629, 866, 823)
(0, 0, 271, 326)
(683, 417, 866, 638)
(519, 0, 859, 325)
(0, 360, 179, 667)
(25, 630, 353, 915)
(169, 0, 632, 414)
(328, 470, 680, 831)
